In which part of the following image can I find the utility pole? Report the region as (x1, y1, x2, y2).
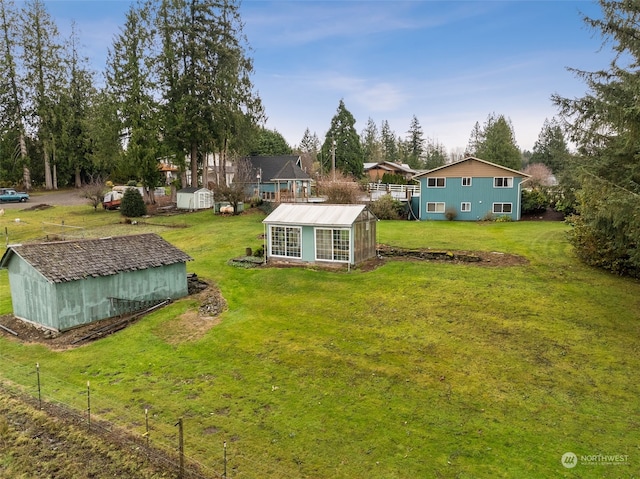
(331, 138, 336, 181)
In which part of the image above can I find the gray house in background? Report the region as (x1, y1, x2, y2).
(0, 233, 192, 331)
(246, 155, 313, 202)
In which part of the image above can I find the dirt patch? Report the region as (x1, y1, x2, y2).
(370, 244, 528, 270)
(0, 279, 227, 350)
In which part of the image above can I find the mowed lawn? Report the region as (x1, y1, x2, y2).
(0, 205, 638, 478)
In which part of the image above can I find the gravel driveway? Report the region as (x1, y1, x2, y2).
(0, 189, 90, 210)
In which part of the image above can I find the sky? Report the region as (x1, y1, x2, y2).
(43, 0, 608, 155)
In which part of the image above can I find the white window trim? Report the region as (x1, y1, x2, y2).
(427, 177, 446, 188)
(314, 227, 351, 263)
(269, 225, 302, 258)
(492, 202, 513, 214)
(426, 202, 446, 213)
(461, 202, 471, 212)
(493, 177, 513, 188)
(462, 177, 472, 187)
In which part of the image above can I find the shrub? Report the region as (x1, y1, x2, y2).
(380, 173, 407, 185)
(495, 215, 513, 222)
(120, 188, 147, 217)
(368, 194, 403, 220)
(444, 206, 458, 221)
(316, 171, 362, 204)
(521, 188, 549, 214)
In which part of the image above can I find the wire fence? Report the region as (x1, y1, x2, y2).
(0, 354, 228, 479)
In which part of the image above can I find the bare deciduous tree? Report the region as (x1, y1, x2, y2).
(208, 157, 253, 215)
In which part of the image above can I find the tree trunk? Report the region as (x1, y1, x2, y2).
(20, 133, 31, 191)
(190, 142, 198, 187)
(22, 165, 31, 191)
(53, 163, 58, 190)
(75, 166, 82, 188)
(44, 146, 53, 190)
(222, 137, 228, 186)
(202, 152, 209, 188)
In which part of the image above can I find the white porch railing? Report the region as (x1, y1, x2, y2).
(367, 183, 420, 201)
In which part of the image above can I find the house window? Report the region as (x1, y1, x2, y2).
(270, 226, 301, 258)
(427, 177, 446, 188)
(494, 177, 513, 188)
(316, 228, 350, 262)
(462, 177, 472, 186)
(461, 202, 471, 212)
(426, 202, 446, 213)
(493, 203, 512, 214)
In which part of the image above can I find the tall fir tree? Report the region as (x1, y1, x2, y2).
(156, 0, 262, 187)
(106, 1, 161, 199)
(20, 0, 65, 189)
(406, 114, 425, 168)
(380, 120, 397, 163)
(0, 0, 30, 187)
(530, 118, 571, 175)
(56, 21, 96, 188)
(471, 113, 522, 170)
(361, 117, 383, 164)
(297, 127, 320, 173)
(320, 99, 363, 178)
(552, 0, 640, 276)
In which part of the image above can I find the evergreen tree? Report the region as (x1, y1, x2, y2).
(56, 21, 96, 188)
(250, 128, 292, 155)
(297, 127, 319, 173)
(466, 121, 482, 157)
(406, 114, 425, 168)
(0, 0, 30, 187)
(361, 117, 383, 163)
(120, 187, 147, 217)
(530, 118, 572, 175)
(552, 0, 640, 276)
(380, 120, 397, 162)
(106, 1, 161, 202)
(85, 90, 122, 181)
(320, 100, 363, 177)
(20, 0, 65, 189)
(423, 139, 448, 170)
(472, 113, 522, 170)
(157, 0, 263, 187)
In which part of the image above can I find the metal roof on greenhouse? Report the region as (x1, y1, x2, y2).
(262, 203, 373, 227)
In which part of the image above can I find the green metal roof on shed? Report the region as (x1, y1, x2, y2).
(263, 204, 374, 227)
(0, 233, 192, 284)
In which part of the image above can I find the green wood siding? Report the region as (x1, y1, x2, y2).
(6, 256, 188, 331)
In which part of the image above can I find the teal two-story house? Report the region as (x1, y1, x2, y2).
(413, 157, 530, 221)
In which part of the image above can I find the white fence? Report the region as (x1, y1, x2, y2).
(367, 183, 420, 201)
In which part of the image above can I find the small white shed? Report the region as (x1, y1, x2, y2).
(176, 187, 214, 210)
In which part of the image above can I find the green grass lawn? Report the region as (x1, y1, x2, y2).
(0, 205, 638, 478)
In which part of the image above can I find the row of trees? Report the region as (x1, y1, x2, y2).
(291, 100, 573, 181)
(0, 0, 264, 195)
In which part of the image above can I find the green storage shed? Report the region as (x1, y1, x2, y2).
(0, 233, 192, 332)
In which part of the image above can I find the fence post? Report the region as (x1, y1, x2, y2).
(144, 408, 150, 446)
(86, 381, 91, 430)
(223, 440, 227, 479)
(175, 418, 184, 479)
(36, 363, 41, 409)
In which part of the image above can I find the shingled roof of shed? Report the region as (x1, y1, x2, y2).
(0, 233, 192, 283)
